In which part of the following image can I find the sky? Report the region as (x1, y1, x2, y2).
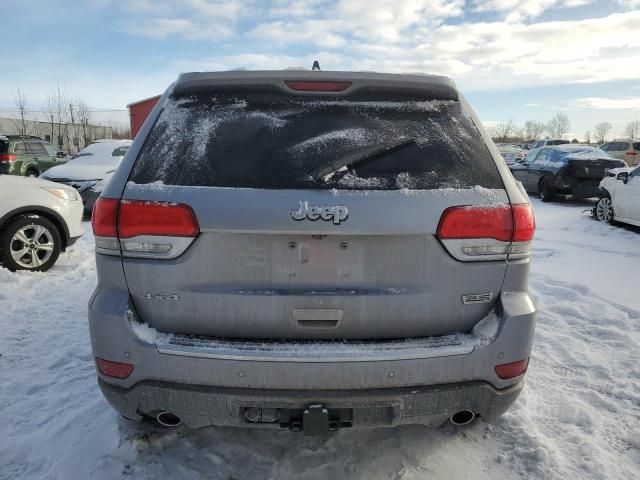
(1, 0, 639, 139)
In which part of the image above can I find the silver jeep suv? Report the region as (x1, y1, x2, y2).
(89, 70, 536, 434)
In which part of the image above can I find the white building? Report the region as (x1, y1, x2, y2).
(0, 117, 112, 154)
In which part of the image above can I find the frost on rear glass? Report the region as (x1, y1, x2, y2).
(130, 93, 502, 190)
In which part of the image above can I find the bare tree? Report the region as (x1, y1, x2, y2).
(546, 113, 570, 139)
(584, 130, 591, 144)
(624, 120, 640, 139)
(43, 91, 58, 143)
(593, 122, 612, 144)
(13, 87, 29, 136)
(523, 120, 546, 141)
(492, 119, 518, 142)
(75, 100, 91, 148)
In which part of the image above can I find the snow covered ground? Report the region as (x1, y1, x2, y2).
(1, 198, 639, 479)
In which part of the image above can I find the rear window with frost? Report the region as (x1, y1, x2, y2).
(130, 92, 503, 190)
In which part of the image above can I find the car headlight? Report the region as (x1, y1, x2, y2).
(43, 187, 79, 201)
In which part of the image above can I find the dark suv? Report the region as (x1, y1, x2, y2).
(89, 70, 536, 434)
(0, 135, 66, 177)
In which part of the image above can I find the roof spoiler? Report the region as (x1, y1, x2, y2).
(172, 70, 459, 101)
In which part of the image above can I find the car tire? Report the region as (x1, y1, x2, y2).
(0, 215, 62, 272)
(26, 168, 39, 178)
(538, 178, 555, 202)
(594, 196, 614, 223)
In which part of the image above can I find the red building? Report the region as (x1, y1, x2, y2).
(127, 95, 161, 138)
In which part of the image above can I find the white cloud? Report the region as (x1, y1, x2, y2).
(473, 0, 594, 23)
(570, 97, 640, 109)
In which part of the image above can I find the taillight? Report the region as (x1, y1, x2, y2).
(437, 203, 535, 261)
(0, 153, 17, 163)
(626, 151, 637, 156)
(91, 198, 199, 259)
(285, 80, 352, 92)
(96, 357, 134, 379)
(495, 358, 529, 379)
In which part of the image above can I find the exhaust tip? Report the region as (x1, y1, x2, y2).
(156, 411, 182, 427)
(450, 410, 475, 426)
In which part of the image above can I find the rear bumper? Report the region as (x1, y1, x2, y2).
(99, 377, 524, 429)
(89, 256, 536, 429)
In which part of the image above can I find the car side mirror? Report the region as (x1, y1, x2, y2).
(617, 172, 629, 184)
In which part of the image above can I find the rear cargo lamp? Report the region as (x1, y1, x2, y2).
(95, 357, 134, 379)
(285, 80, 352, 92)
(437, 203, 535, 261)
(0, 153, 17, 163)
(495, 358, 529, 379)
(91, 198, 199, 259)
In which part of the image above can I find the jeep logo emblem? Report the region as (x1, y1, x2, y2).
(290, 201, 349, 224)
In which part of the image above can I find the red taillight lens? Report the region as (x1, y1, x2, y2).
(92, 197, 119, 237)
(96, 357, 134, 379)
(437, 205, 513, 242)
(626, 151, 637, 156)
(512, 204, 535, 242)
(118, 200, 199, 238)
(495, 358, 529, 379)
(0, 153, 17, 163)
(285, 80, 352, 92)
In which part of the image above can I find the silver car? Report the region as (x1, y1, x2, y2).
(89, 70, 536, 434)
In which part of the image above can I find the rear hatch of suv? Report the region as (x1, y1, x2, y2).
(103, 73, 531, 340)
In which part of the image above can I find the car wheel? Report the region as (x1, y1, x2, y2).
(595, 196, 614, 223)
(26, 169, 39, 178)
(0, 215, 62, 272)
(538, 178, 555, 202)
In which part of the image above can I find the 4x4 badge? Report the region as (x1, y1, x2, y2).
(291, 201, 349, 225)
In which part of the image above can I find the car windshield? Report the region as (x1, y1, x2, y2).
(130, 92, 503, 191)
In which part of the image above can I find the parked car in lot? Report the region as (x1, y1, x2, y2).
(0, 135, 67, 177)
(90, 70, 536, 434)
(598, 139, 640, 166)
(510, 144, 626, 202)
(593, 166, 640, 226)
(497, 144, 526, 165)
(0, 175, 83, 271)
(529, 139, 570, 149)
(41, 139, 132, 214)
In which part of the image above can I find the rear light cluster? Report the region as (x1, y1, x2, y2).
(626, 151, 637, 156)
(437, 203, 535, 261)
(92, 198, 199, 259)
(0, 153, 17, 163)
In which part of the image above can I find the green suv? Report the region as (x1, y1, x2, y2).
(0, 135, 67, 177)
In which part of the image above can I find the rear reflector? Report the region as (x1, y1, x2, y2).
(118, 200, 199, 238)
(285, 80, 352, 92)
(495, 358, 529, 379)
(96, 357, 134, 379)
(92, 197, 119, 237)
(0, 153, 17, 163)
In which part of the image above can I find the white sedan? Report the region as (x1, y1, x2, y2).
(0, 175, 83, 271)
(594, 166, 640, 227)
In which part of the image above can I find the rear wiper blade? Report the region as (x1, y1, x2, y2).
(313, 138, 416, 183)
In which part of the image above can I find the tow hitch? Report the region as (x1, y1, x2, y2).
(244, 405, 353, 435)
